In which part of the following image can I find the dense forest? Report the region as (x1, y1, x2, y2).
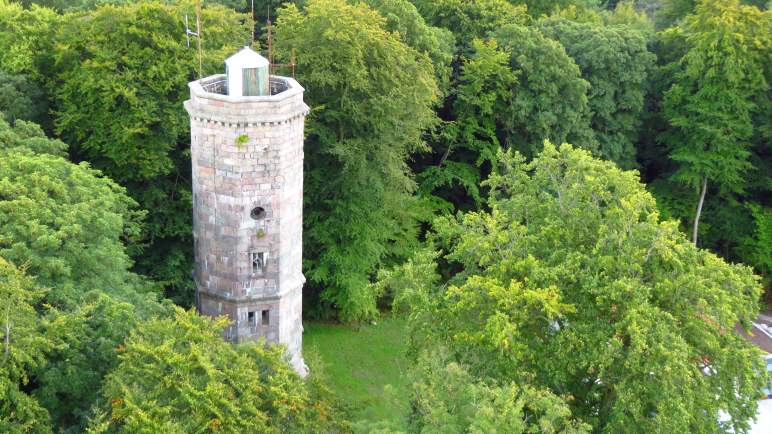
(1, 0, 770, 432)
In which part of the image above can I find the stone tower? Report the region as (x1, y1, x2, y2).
(184, 47, 308, 375)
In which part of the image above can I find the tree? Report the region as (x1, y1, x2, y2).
(274, 0, 439, 321)
(89, 308, 346, 433)
(0, 0, 58, 79)
(0, 121, 143, 307)
(661, 0, 770, 245)
(50, 1, 250, 304)
(602, 1, 655, 35)
(491, 24, 596, 157)
(538, 17, 655, 169)
(417, 39, 515, 213)
(512, 0, 599, 18)
(738, 205, 772, 288)
(1, 119, 166, 432)
(411, 0, 527, 46)
(0, 72, 46, 124)
(21, 0, 246, 13)
(385, 143, 765, 432)
(408, 349, 590, 433)
(0, 116, 67, 156)
(34, 291, 169, 431)
(0, 257, 53, 433)
(418, 23, 596, 214)
(0, 0, 58, 128)
(363, 0, 455, 95)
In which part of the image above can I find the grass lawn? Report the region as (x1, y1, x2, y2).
(303, 316, 410, 431)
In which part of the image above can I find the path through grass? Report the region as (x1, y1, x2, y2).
(303, 316, 410, 431)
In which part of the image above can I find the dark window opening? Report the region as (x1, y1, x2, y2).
(248, 311, 255, 325)
(250, 252, 265, 274)
(261, 309, 270, 326)
(250, 206, 266, 220)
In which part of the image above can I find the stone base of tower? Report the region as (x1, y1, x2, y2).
(196, 281, 307, 377)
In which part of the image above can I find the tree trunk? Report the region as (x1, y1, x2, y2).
(692, 176, 708, 246)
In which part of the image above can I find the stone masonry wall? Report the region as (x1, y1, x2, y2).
(184, 75, 309, 374)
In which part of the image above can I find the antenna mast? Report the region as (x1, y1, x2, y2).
(265, 11, 296, 80)
(184, 0, 204, 80)
(195, 0, 203, 79)
(250, 0, 255, 43)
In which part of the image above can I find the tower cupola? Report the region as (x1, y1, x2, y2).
(225, 46, 270, 97)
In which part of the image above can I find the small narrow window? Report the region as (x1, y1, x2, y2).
(261, 309, 270, 326)
(247, 311, 255, 325)
(250, 252, 266, 274)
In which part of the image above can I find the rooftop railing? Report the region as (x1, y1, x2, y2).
(198, 75, 291, 96)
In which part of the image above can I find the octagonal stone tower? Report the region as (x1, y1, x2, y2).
(184, 47, 309, 375)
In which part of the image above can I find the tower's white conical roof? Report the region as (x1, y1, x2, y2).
(225, 46, 269, 69)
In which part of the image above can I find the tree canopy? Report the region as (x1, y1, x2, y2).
(0, 120, 142, 307)
(274, 0, 439, 321)
(0, 258, 52, 433)
(661, 0, 770, 245)
(538, 16, 655, 168)
(384, 143, 764, 432)
(89, 307, 346, 433)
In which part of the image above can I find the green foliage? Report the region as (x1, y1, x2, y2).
(738, 204, 772, 286)
(548, 3, 604, 24)
(0, 0, 58, 79)
(0, 130, 143, 306)
(538, 17, 655, 168)
(411, 0, 528, 45)
(0, 0, 58, 128)
(0, 258, 53, 433)
(661, 0, 770, 243)
(387, 143, 765, 432)
(0, 120, 166, 432)
(417, 39, 514, 211)
(602, 1, 654, 34)
(235, 133, 249, 150)
(489, 24, 596, 156)
(656, 0, 696, 28)
(515, 0, 600, 17)
(663, 0, 768, 195)
(408, 349, 590, 433)
(0, 115, 67, 156)
(90, 308, 346, 433)
(21, 0, 247, 13)
(52, 2, 247, 182)
(0, 72, 47, 124)
(363, 0, 455, 95)
(418, 22, 599, 215)
(35, 291, 169, 431)
(274, 0, 439, 321)
(51, 1, 250, 303)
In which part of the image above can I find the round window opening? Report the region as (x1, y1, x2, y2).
(250, 206, 267, 220)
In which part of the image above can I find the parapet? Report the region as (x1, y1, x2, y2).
(184, 74, 309, 126)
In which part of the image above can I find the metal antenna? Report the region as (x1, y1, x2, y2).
(184, 0, 204, 79)
(185, 15, 196, 48)
(250, 0, 255, 43)
(195, 0, 203, 79)
(265, 4, 297, 80)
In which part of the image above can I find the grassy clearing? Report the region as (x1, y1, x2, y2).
(303, 316, 410, 432)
